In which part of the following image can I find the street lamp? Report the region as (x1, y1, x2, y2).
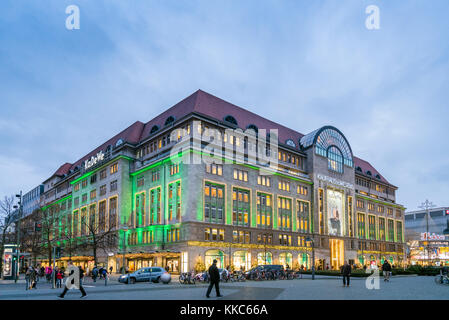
(305, 236, 315, 280)
(418, 200, 436, 266)
(13, 191, 22, 283)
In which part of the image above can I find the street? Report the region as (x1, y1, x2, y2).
(0, 275, 447, 300)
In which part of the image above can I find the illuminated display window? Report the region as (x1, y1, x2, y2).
(257, 193, 272, 228)
(109, 197, 117, 229)
(232, 230, 251, 243)
(319, 189, 324, 234)
(368, 215, 376, 240)
(135, 192, 145, 227)
(278, 234, 291, 246)
(327, 146, 343, 173)
(396, 221, 402, 242)
(204, 228, 224, 241)
(388, 219, 395, 242)
(204, 182, 224, 224)
(167, 229, 180, 242)
(257, 234, 272, 244)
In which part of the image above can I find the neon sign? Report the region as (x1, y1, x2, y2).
(420, 232, 446, 241)
(84, 151, 105, 170)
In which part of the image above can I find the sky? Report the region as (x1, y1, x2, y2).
(0, 0, 448, 211)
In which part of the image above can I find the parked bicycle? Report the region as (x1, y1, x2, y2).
(179, 272, 196, 284)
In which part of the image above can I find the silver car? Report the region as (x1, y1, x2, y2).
(118, 267, 168, 284)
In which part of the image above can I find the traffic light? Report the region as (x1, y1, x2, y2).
(35, 222, 42, 231)
(446, 209, 449, 215)
(56, 247, 63, 258)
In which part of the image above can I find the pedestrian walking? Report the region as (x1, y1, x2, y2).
(341, 261, 351, 287)
(109, 266, 113, 275)
(25, 266, 32, 290)
(30, 267, 37, 289)
(206, 259, 222, 298)
(102, 268, 108, 286)
(58, 261, 87, 299)
(92, 266, 98, 282)
(382, 260, 392, 282)
(56, 269, 63, 288)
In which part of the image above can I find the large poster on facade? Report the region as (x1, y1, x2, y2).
(327, 190, 344, 236)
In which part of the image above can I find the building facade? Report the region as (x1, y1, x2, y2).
(405, 207, 449, 266)
(29, 90, 406, 273)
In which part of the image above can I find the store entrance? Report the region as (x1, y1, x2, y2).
(330, 239, 344, 270)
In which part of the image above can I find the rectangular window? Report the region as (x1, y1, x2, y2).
(232, 188, 250, 226)
(137, 176, 144, 187)
(170, 163, 180, 176)
(150, 187, 162, 224)
(73, 210, 79, 236)
(319, 189, 324, 234)
(109, 197, 117, 229)
(74, 183, 80, 192)
(82, 194, 87, 203)
(257, 193, 272, 228)
(206, 163, 223, 176)
(277, 197, 292, 231)
(110, 180, 117, 192)
(90, 189, 96, 200)
(110, 163, 118, 174)
(90, 174, 97, 184)
(278, 180, 290, 191)
(357, 213, 366, 239)
(135, 192, 145, 227)
(152, 170, 160, 182)
(74, 197, 79, 207)
(356, 200, 364, 209)
(257, 176, 271, 187)
(233, 169, 248, 182)
(297, 200, 309, 233)
(100, 185, 107, 196)
(98, 200, 106, 233)
(388, 219, 395, 242)
(100, 169, 107, 180)
(379, 217, 386, 241)
(81, 179, 88, 189)
(368, 202, 375, 212)
(368, 215, 376, 240)
(297, 185, 308, 196)
(168, 181, 181, 222)
(204, 182, 225, 224)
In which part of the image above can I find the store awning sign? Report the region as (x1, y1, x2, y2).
(420, 232, 445, 241)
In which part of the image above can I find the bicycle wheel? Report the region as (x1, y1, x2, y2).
(434, 275, 443, 284)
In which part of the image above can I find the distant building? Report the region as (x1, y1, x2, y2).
(405, 207, 449, 266)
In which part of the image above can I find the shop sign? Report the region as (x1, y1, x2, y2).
(316, 174, 354, 189)
(420, 232, 446, 241)
(84, 151, 105, 170)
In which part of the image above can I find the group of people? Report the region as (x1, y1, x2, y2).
(90, 266, 109, 282)
(24, 265, 66, 290)
(340, 259, 394, 287)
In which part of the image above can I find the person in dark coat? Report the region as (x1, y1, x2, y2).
(58, 261, 87, 299)
(382, 260, 392, 282)
(206, 259, 222, 298)
(341, 261, 351, 287)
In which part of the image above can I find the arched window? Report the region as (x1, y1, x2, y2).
(224, 115, 238, 126)
(115, 139, 124, 147)
(164, 116, 175, 126)
(285, 139, 296, 148)
(246, 124, 258, 134)
(366, 171, 372, 176)
(375, 174, 381, 180)
(327, 146, 344, 173)
(150, 125, 159, 134)
(356, 166, 362, 172)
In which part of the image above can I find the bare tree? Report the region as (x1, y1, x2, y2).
(0, 196, 17, 277)
(80, 207, 117, 266)
(39, 207, 56, 267)
(19, 209, 44, 266)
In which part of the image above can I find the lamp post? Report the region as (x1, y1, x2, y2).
(305, 236, 315, 280)
(13, 191, 23, 283)
(418, 200, 436, 266)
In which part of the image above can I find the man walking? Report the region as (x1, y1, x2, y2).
(58, 261, 87, 299)
(382, 259, 392, 282)
(341, 261, 351, 287)
(206, 260, 222, 298)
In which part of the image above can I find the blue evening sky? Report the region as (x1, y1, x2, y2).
(1, 0, 448, 211)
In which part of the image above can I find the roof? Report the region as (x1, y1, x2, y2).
(354, 156, 395, 187)
(139, 89, 305, 147)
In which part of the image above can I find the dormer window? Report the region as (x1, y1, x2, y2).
(224, 115, 238, 126)
(164, 116, 175, 126)
(356, 166, 362, 172)
(285, 139, 296, 148)
(115, 139, 124, 147)
(366, 171, 372, 176)
(375, 174, 381, 180)
(150, 125, 159, 134)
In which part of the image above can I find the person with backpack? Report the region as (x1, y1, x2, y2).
(382, 260, 392, 282)
(25, 266, 32, 290)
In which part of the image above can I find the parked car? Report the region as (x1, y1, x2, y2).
(118, 267, 169, 284)
(244, 265, 284, 279)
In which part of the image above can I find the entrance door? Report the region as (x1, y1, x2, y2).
(330, 239, 344, 270)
